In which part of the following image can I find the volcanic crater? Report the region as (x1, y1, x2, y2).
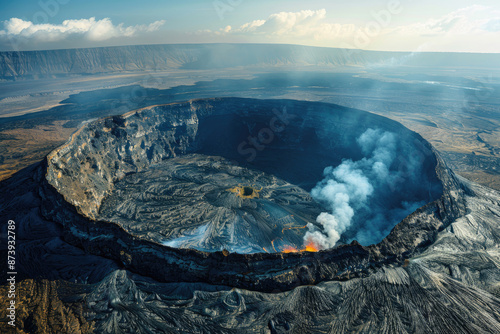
(40, 97, 459, 291)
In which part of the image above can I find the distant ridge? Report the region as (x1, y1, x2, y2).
(1, 43, 499, 79)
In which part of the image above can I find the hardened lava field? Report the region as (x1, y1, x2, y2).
(99, 153, 323, 253)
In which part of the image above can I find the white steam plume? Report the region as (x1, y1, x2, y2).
(305, 128, 422, 249)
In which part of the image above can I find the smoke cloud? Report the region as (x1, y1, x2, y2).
(304, 128, 425, 249)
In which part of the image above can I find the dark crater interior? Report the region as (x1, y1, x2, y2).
(46, 98, 443, 253)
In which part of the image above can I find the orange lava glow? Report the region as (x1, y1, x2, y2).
(274, 241, 320, 253)
(269, 226, 323, 253)
(303, 241, 319, 252)
(282, 245, 299, 253)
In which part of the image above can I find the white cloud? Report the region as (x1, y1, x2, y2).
(0, 17, 165, 42)
(237, 9, 326, 35)
(394, 5, 495, 36)
(231, 9, 356, 41)
(384, 5, 500, 52)
(238, 20, 266, 32)
(211, 7, 500, 52)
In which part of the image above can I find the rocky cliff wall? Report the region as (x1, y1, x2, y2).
(2, 44, 500, 79)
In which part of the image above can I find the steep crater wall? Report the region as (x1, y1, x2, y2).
(40, 98, 466, 291)
(46, 98, 442, 221)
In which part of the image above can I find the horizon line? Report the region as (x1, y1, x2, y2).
(1, 42, 500, 55)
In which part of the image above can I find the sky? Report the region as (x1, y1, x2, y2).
(1, 0, 500, 52)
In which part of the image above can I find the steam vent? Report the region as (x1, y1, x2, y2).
(35, 96, 466, 291)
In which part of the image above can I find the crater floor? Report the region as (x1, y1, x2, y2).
(99, 154, 324, 253)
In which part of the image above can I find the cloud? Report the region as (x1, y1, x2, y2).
(210, 7, 500, 52)
(0, 17, 165, 42)
(394, 5, 495, 36)
(208, 9, 357, 42)
(208, 10, 330, 44)
(236, 9, 328, 35)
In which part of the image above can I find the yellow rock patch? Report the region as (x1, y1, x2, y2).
(227, 185, 261, 199)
